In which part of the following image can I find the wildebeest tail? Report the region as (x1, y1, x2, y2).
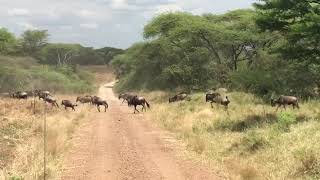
(145, 101, 150, 108)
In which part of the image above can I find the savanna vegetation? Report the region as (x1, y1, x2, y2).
(113, 0, 320, 179)
(0, 28, 123, 93)
(112, 0, 320, 99)
(0, 26, 121, 179)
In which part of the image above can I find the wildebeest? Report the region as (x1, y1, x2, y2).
(207, 94, 230, 109)
(43, 95, 59, 107)
(169, 93, 188, 103)
(11, 91, 28, 100)
(128, 95, 150, 113)
(92, 96, 108, 112)
(61, 100, 77, 111)
(205, 92, 221, 108)
(118, 93, 135, 105)
(271, 95, 299, 111)
(76, 95, 93, 104)
(36, 90, 50, 100)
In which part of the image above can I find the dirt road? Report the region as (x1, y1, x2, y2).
(60, 82, 221, 180)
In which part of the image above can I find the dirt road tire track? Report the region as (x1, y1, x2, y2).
(60, 82, 222, 180)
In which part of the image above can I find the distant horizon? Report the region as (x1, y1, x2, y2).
(0, 0, 256, 49)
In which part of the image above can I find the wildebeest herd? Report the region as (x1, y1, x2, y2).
(166, 90, 299, 111)
(7, 90, 109, 112)
(6, 88, 300, 115)
(119, 89, 300, 114)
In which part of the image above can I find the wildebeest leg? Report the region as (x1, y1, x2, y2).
(121, 99, 126, 104)
(65, 106, 67, 110)
(296, 103, 300, 109)
(210, 102, 213, 108)
(134, 105, 139, 114)
(104, 105, 107, 112)
(72, 106, 75, 111)
(97, 105, 100, 112)
(283, 104, 286, 110)
(276, 105, 280, 112)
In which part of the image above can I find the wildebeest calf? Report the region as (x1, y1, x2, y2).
(61, 100, 78, 111)
(271, 95, 299, 111)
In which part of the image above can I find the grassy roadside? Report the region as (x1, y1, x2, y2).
(0, 95, 93, 179)
(142, 91, 320, 179)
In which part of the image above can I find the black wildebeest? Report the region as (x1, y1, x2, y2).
(43, 96, 59, 107)
(76, 95, 93, 104)
(128, 95, 150, 113)
(271, 95, 299, 111)
(61, 100, 78, 111)
(205, 92, 221, 108)
(169, 93, 188, 103)
(92, 96, 108, 112)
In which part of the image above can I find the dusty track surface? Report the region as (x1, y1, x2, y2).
(60, 82, 221, 180)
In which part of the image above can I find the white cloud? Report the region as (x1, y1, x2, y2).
(111, 0, 130, 10)
(76, 9, 99, 18)
(59, 25, 73, 31)
(16, 22, 37, 30)
(0, 0, 255, 48)
(190, 8, 205, 15)
(8, 8, 30, 16)
(80, 23, 98, 29)
(155, 4, 183, 14)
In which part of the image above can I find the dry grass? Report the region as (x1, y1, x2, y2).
(143, 91, 320, 179)
(0, 96, 93, 179)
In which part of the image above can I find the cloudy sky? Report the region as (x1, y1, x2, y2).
(0, 0, 256, 49)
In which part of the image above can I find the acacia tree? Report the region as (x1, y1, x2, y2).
(0, 28, 16, 54)
(255, 0, 320, 63)
(21, 30, 49, 55)
(41, 44, 81, 66)
(255, 0, 320, 96)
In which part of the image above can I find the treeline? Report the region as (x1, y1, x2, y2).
(0, 28, 123, 93)
(0, 28, 124, 65)
(112, 0, 320, 98)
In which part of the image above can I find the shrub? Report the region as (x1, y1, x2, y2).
(276, 111, 296, 132)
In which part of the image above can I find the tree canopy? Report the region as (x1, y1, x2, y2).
(112, 6, 320, 98)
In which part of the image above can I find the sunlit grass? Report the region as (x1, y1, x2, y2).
(0, 96, 91, 179)
(144, 91, 320, 179)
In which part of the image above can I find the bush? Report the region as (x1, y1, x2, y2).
(276, 111, 296, 132)
(0, 61, 94, 93)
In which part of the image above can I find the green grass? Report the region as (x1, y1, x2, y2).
(143, 91, 320, 179)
